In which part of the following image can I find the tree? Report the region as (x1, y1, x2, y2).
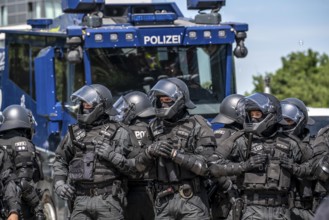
(251, 49, 329, 107)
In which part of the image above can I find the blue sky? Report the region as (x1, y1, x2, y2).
(172, 1, 329, 94)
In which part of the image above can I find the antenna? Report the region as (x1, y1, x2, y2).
(20, 95, 26, 108)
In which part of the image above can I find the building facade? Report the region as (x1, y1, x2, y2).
(0, 0, 62, 26)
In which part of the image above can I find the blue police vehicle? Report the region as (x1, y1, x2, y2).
(0, 0, 248, 218)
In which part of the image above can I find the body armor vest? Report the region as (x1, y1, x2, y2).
(238, 134, 294, 192)
(128, 121, 156, 180)
(68, 123, 122, 185)
(150, 115, 214, 182)
(0, 136, 39, 180)
(312, 126, 329, 197)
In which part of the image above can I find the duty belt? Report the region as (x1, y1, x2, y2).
(155, 179, 201, 200)
(76, 185, 112, 196)
(76, 182, 114, 196)
(244, 193, 289, 207)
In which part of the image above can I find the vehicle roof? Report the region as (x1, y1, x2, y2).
(307, 107, 329, 116)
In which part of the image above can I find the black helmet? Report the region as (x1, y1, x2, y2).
(211, 94, 244, 124)
(149, 77, 196, 119)
(243, 93, 282, 136)
(70, 84, 118, 125)
(279, 98, 311, 136)
(113, 91, 155, 124)
(0, 105, 34, 134)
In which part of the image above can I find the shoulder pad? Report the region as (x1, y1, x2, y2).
(193, 115, 212, 127)
(14, 141, 29, 151)
(317, 125, 329, 137)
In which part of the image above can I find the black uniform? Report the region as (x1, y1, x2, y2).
(54, 119, 136, 220)
(0, 145, 21, 220)
(136, 78, 224, 220)
(53, 84, 135, 220)
(0, 133, 44, 220)
(308, 125, 329, 212)
(112, 90, 156, 220)
(0, 105, 44, 220)
(212, 124, 244, 220)
(210, 93, 305, 220)
(125, 119, 155, 220)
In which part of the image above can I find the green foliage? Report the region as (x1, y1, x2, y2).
(251, 49, 329, 107)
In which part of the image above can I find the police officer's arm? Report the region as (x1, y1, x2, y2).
(4, 180, 21, 218)
(53, 134, 75, 183)
(209, 137, 267, 177)
(135, 148, 154, 172)
(96, 127, 136, 175)
(1, 147, 21, 217)
(168, 121, 216, 176)
(280, 139, 312, 178)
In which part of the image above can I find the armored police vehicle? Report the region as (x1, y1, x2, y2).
(0, 0, 248, 218)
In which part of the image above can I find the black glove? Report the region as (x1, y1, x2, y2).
(280, 157, 300, 174)
(145, 141, 173, 158)
(54, 180, 75, 200)
(242, 154, 267, 172)
(95, 141, 115, 161)
(158, 142, 174, 158)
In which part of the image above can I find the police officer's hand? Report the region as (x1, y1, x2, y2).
(146, 141, 172, 158)
(242, 154, 267, 172)
(280, 157, 300, 175)
(54, 180, 75, 200)
(158, 142, 174, 158)
(95, 141, 115, 161)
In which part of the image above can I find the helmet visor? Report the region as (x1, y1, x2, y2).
(114, 96, 130, 115)
(245, 93, 271, 113)
(70, 85, 101, 106)
(150, 79, 182, 101)
(280, 102, 304, 125)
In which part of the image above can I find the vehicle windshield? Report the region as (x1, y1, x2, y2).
(89, 45, 234, 118)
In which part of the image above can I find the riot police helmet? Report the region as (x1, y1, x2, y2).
(113, 91, 155, 124)
(70, 84, 118, 125)
(149, 77, 196, 119)
(243, 92, 282, 136)
(0, 105, 34, 135)
(211, 94, 244, 124)
(280, 98, 314, 136)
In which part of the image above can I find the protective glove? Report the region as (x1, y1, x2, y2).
(145, 141, 173, 158)
(241, 154, 267, 172)
(95, 141, 115, 161)
(158, 142, 174, 158)
(54, 180, 75, 200)
(280, 157, 308, 177)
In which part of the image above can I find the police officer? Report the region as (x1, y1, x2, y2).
(280, 98, 314, 220)
(53, 84, 135, 220)
(0, 144, 20, 220)
(308, 123, 329, 212)
(0, 105, 45, 220)
(210, 94, 245, 220)
(135, 77, 228, 220)
(210, 92, 305, 220)
(113, 91, 156, 220)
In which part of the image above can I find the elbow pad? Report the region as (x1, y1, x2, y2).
(173, 153, 208, 176)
